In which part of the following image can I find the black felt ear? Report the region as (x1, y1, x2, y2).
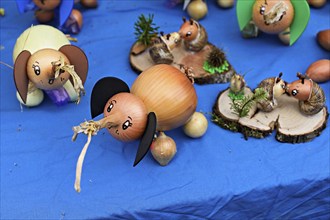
(133, 112, 157, 167)
(90, 77, 130, 118)
(14, 50, 31, 104)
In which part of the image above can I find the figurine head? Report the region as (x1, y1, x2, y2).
(286, 73, 312, 101)
(179, 17, 199, 41)
(160, 32, 181, 50)
(14, 45, 88, 104)
(252, 0, 294, 34)
(273, 73, 287, 98)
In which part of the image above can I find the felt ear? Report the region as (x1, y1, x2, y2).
(14, 50, 31, 104)
(90, 77, 130, 118)
(59, 45, 89, 85)
(133, 112, 157, 167)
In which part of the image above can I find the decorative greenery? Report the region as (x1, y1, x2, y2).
(228, 89, 245, 101)
(134, 14, 159, 46)
(229, 88, 268, 118)
(203, 47, 229, 74)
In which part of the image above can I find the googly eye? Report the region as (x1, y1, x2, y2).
(186, 31, 192, 37)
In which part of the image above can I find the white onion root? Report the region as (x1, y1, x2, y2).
(74, 132, 92, 193)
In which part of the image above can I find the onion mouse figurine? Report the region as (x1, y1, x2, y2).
(15, 0, 98, 34)
(236, 0, 310, 45)
(286, 73, 325, 115)
(72, 64, 199, 192)
(13, 25, 88, 107)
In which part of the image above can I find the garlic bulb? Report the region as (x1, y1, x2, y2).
(150, 132, 177, 166)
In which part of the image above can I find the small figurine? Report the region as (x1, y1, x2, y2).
(236, 0, 310, 45)
(72, 64, 199, 192)
(255, 72, 287, 112)
(13, 25, 88, 107)
(149, 32, 181, 64)
(230, 73, 246, 94)
(178, 17, 208, 52)
(15, 0, 98, 34)
(286, 73, 325, 115)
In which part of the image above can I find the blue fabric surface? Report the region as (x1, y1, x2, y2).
(1, 1, 330, 219)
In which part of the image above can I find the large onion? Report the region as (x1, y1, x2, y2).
(131, 64, 197, 131)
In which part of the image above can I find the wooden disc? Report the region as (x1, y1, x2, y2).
(129, 41, 236, 85)
(213, 88, 328, 143)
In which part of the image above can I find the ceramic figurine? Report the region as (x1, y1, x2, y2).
(72, 64, 200, 192)
(13, 25, 88, 107)
(236, 0, 310, 45)
(286, 73, 325, 115)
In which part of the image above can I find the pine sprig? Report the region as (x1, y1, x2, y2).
(134, 14, 159, 46)
(229, 88, 268, 118)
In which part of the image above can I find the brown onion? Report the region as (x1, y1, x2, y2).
(131, 64, 197, 131)
(306, 59, 330, 83)
(252, 0, 294, 34)
(150, 132, 177, 166)
(317, 29, 330, 51)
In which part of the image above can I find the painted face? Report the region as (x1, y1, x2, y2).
(162, 32, 181, 50)
(273, 78, 286, 98)
(33, 0, 61, 10)
(179, 21, 198, 41)
(103, 93, 148, 142)
(286, 80, 312, 101)
(27, 49, 71, 90)
(252, 0, 294, 34)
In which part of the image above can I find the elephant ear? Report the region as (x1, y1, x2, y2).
(90, 77, 130, 118)
(289, 0, 310, 45)
(58, 0, 74, 26)
(59, 45, 89, 85)
(236, 0, 254, 31)
(14, 50, 31, 104)
(133, 112, 157, 167)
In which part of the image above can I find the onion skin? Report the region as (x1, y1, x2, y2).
(131, 64, 197, 131)
(33, 0, 61, 11)
(317, 29, 330, 51)
(252, 0, 294, 34)
(35, 9, 54, 23)
(307, 0, 326, 8)
(306, 59, 330, 83)
(80, 0, 98, 8)
(103, 93, 148, 142)
(150, 132, 177, 166)
(187, 0, 208, 21)
(27, 49, 71, 90)
(183, 112, 208, 138)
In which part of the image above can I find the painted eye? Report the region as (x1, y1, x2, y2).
(107, 103, 114, 112)
(291, 89, 298, 96)
(260, 5, 265, 15)
(32, 64, 40, 75)
(186, 31, 191, 37)
(48, 78, 54, 85)
(122, 120, 132, 130)
(281, 84, 285, 89)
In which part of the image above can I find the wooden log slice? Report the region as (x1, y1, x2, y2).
(213, 88, 328, 143)
(129, 41, 235, 85)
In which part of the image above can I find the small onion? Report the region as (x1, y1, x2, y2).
(80, 0, 98, 8)
(33, 0, 61, 11)
(187, 0, 208, 21)
(183, 112, 208, 138)
(131, 64, 197, 131)
(150, 132, 177, 166)
(307, 0, 326, 8)
(317, 29, 330, 51)
(217, 0, 235, 8)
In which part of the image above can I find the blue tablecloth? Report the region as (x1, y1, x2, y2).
(1, 1, 329, 219)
